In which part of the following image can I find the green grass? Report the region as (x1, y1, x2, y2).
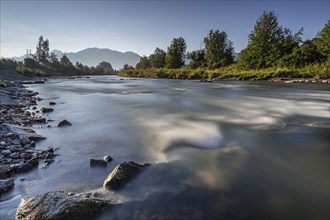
(119, 63, 330, 80)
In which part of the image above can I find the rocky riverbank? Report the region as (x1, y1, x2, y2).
(0, 80, 56, 194)
(16, 161, 150, 220)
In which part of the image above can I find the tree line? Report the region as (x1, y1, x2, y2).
(131, 11, 329, 73)
(14, 36, 116, 76)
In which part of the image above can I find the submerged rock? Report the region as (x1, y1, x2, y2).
(16, 191, 109, 220)
(40, 107, 54, 113)
(49, 102, 56, 105)
(57, 119, 72, 127)
(103, 161, 149, 190)
(0, 178, 14, 194)
(90, 159, 107, 167)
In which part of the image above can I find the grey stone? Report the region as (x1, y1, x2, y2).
(27, 157, 39, 166)
(0, 178, 14, 194)
(16, 191, 110, 220)
(20, 153, 33, 160)
(2, 149, 11, 157)
(33, 117, 46, 123)
(9, 152, 20, 159)
(40, 107, 54, 113)
(57, 119, 72, 127)
(90, 159, 107, 167)
(103, 161, 149, 190)
(16, 163, 34, 174)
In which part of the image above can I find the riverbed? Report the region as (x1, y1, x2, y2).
(1, 76, 329, 219)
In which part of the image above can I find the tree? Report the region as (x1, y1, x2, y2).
(136, 56, 150, 69)
(280, 40, 323, 67)
(203, 30, 234, 68)
(166, 37, 187, 68)
(95, 61, 115, 74)
(149, 47, 166, 68)
(238, 11, 302, 69)
(60, 54, 73, 67)
(34, 35, 50, 64)
(42, 39, 50, 62)
(314, 20, 330, 61)
(187, 49, 206, 69)
(123, 64, 134, 70)
(49, 52, 58, 63)
(23, 57, 39, 69)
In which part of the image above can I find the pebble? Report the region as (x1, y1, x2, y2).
(0, 81, 57, 192)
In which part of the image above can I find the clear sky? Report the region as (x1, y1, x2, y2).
(1, 0, 329, 58)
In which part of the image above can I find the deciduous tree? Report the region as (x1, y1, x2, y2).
(204, 29, 234, 68)
(166, 37, 187, 68)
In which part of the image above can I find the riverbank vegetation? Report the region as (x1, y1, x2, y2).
(0, 36, 116, 77)
(120, 11, 330, 80)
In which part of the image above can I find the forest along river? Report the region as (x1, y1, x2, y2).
(0, 76, 329, 219)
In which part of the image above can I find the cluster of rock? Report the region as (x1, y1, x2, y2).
(0, 80, 63, 194)
(281, 78, 330, 84)
(16, 160, 150, 220)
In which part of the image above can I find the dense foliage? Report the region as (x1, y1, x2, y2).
(204, 29, 234, 68)
(165, 37, 187, 68)
(121, 11, 329, 80)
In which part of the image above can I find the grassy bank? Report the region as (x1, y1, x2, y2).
(119, 63, 330, 81)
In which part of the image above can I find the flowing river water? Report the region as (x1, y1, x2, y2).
(1, 76, 329, 219)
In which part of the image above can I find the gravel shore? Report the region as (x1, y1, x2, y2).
(0, 79, 56, 194)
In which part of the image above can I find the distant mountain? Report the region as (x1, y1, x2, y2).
(12, 48, 141, 70)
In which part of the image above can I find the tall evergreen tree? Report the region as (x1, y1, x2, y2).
(34, 35, 50, 64)
(166, 37, 187, 68)
(41, 39, 50, 62)
(60, 54, 73, 67)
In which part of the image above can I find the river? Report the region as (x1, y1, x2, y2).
(1, 76, 329, 219)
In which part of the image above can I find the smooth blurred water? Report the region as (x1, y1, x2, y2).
(1, 76, 329, 220)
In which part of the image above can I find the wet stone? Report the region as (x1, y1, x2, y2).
(20, 153, 33, 160)
(2, 150, 11, 157)
(40, 107, 54, 113)
(90, 159, 107, 167)
(20, 137, 31, 145)
(0, 178, 14, 194)
(9, 152, 20, 159)
(57, 119, 72, 127)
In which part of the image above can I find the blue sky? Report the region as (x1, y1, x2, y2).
(1, 0, 329, 57)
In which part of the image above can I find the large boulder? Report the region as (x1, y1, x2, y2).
(16, 191, 110, 220)
(103, 161, 149, 190)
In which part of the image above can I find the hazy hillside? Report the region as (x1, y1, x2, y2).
(12, 48, 141, 70)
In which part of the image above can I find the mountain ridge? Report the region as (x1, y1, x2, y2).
(12, 47, 141, 70)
